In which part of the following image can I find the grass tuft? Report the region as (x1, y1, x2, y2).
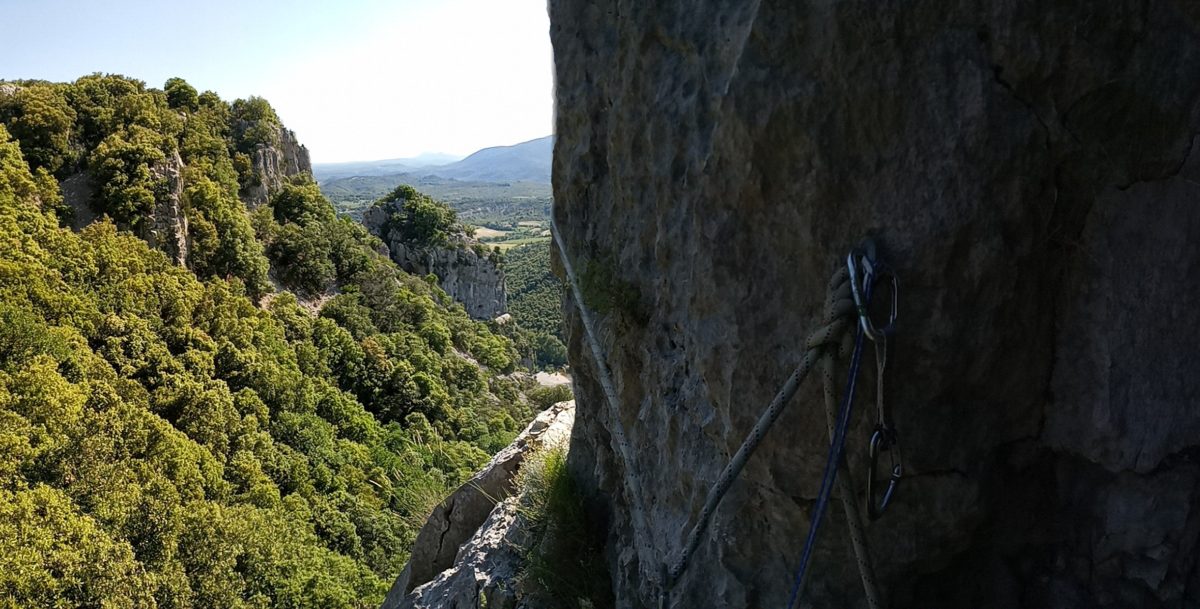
(515, 443, 612, 608)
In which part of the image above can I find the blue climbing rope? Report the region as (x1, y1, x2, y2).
(654, 238, 898, 609)
(783, 281, 872, 609)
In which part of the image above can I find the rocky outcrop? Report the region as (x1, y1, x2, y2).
(397, 497, 530, 609)
(549, 2, 1200, 609)
(364, 206, 507, 320)
(60, 171, 96, 231)
(60, 153, 188, 266)
(382, 401, 574, 609)
(144, 149, 188, 265)
(240, 125, 311, 207)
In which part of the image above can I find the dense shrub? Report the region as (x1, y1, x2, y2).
(515, 444, 611, 608)
(374, 184, 459, 247)
(0, 83, 77, 174)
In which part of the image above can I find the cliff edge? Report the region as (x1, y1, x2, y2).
(382, 401, 575, 609)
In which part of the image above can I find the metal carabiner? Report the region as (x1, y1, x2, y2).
(846, 239, 899, 343)
(866, 425, 902, 521)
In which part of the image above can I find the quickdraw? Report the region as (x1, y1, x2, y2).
(557, 225, 906, 609)
(848, 239, 903, 521)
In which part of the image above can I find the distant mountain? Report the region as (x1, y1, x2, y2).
(316, 136, 554, 186)
(403, 152, 464, 167)
(312, 152, 464, 183)
(427, 136, 553, 184)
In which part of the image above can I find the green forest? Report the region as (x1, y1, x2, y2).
(0, 75, 542, 608)
(503, 243, 567, 369)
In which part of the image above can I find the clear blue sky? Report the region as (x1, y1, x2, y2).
(0, 0, 554, 162)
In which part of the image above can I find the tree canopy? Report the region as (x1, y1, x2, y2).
(375, 184, 460, 247)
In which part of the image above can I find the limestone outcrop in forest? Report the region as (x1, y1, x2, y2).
(365, 187, 508, 320)
(239, 122, 312, 208)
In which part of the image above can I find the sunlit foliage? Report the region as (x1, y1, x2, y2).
(0, 73, 530, 608)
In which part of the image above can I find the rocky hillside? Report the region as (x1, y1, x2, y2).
(548, 2, 1200, 609)
(365, 185, 507, 320)
(0, 74, 533, 609)
(239, 121, 311, 207)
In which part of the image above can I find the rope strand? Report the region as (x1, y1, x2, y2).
(549, 216, 655, 556)
(552, 214, 889, 609)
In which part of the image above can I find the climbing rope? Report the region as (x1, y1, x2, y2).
(782, 241, 901, 608)
(784, 306, 867, 609)
(784, 260, 878, 609)
(551, 213, 900, 609)
(661, 240, 900, 609)
(661, 268, 856, 600)
(548, 215, 655, 551)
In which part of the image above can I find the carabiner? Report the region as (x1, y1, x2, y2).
(846, 239, 899, 342)
(866, 425, 902, 521)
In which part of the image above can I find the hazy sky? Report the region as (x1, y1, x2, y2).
(0, 0, 554, 162)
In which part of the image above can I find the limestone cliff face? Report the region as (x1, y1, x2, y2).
(66, 149, 190, 266)
(549, 2, 1200, 608)
(144, 149, 188, 266)
(364, 205, 507, 320)
(240, 125, 312, 207)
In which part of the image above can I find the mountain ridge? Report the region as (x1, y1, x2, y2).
(314, 135, 553, 185)
(313, 152, 463, 182)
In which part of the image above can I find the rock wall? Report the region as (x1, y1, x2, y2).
(549, 2, 1200, 608)
(61, 156, 188, 266)
(241, 125, 312, 207)
(60, 171, 97, 231)
(144, 149, 188, 266)
(364, 206, 507, 320)
(382, 401, 575, 609)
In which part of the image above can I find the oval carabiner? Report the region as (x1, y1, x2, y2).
(866, 425, 902, 521)
(847, 239, 899, 342)
(870, 268, 899, 340)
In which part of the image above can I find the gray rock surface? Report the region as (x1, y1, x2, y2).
(396, 498, 529, 609)
(382, 401, 574, 609)
(548, 2, 1200, 608)
(60, 171, 96, 231)
(61, 151, 189, 267)
(241, 125, 312, 207)
(144, 149, 188, 265)
(364, 205, 507, 320)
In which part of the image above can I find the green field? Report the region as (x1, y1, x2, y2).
(325, 174, 555, 251)
(474, 222, 551, 250)
(322, 173, 551, 227)
(493, 236, 550, 250)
